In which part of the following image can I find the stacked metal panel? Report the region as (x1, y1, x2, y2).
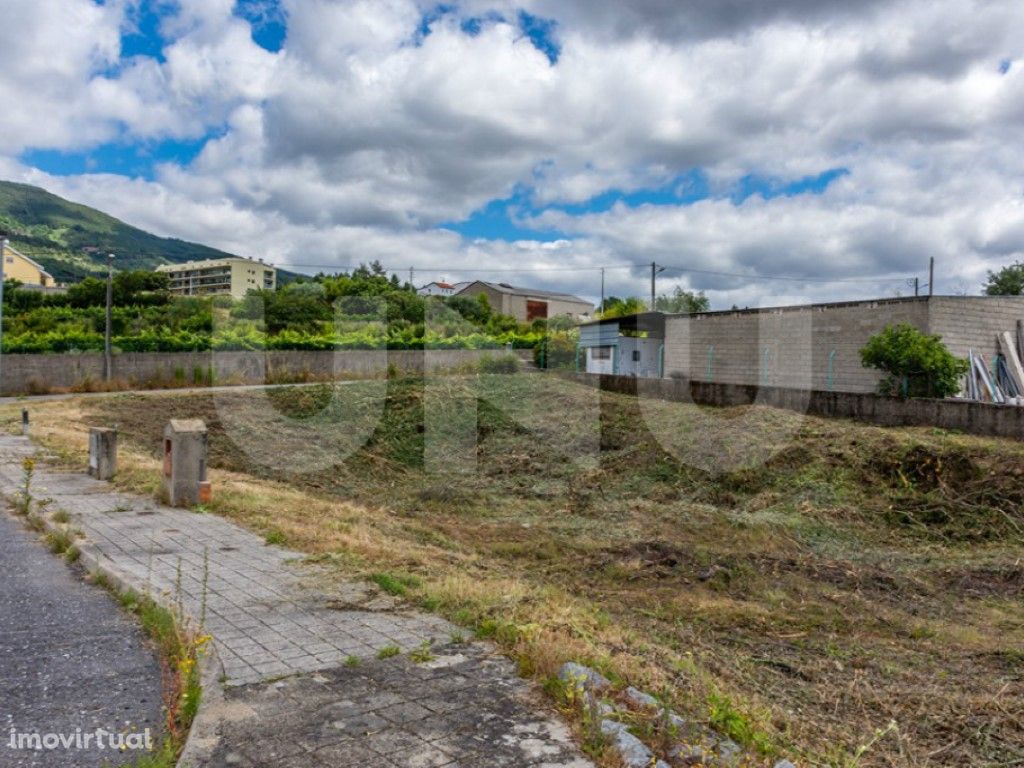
(963, 325, 1024, 405)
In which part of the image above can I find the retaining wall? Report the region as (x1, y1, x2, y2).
(567, 372, 1024, 441)
(0, 348, 533, 395)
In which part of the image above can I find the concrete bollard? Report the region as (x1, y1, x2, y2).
(21, 409, 29, 436)
(88, 427, 118, 480)
(162, 419, 209, 507)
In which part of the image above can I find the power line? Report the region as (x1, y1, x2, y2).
(4, 246, 918, 287)
(656, 264, 913, 285)
(283, 263, 628, 273)
(283, 260, 913, 285)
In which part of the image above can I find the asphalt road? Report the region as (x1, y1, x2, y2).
(0, 512, 163, 768)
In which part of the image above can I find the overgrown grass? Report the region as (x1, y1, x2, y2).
(263, 529, 288, 546)
(8, 375, 1024, 767)
(371, 572, 420, 597)
(44, 526, 79, 562)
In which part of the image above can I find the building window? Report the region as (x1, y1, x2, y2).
(632, 350, 641, 362)
(591, 346, 612, 360)
(526, 300, 548, 321)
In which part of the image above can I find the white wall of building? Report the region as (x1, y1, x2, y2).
(618, 336, 662, 378)
(586, 345, 615, 375)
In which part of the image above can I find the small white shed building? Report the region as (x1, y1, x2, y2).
(577, 312, 666, 378)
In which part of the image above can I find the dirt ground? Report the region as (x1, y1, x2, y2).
(7, 373, 1023, 767)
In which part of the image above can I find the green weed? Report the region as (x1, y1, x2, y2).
(371, 572, 420, 597)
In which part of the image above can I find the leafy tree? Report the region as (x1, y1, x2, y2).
(3, 280, 47, 312)
(65, 277, 107, 308)
(599, 296, 647, 318)
(984, 261, 1024, 295)
(860, 324, 969, 398)
(117, 270, 169, 304)
(445, 295, 491, 325)
(63, 271, 170, 308)
(232, 284, 332, 333)
(534, 333, 578, 369)
(655, 287, 709, 313)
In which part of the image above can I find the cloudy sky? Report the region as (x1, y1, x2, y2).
(2, 0, 1022, 307)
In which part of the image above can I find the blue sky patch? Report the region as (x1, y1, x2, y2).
(550, 171, 711, 216)
(22, 136, 212, 181)
(119, 0, 167, 62)
(234, 0, 287, 52)
(730, 167, 849, 203)
(412, 4, 456, 45)
(461, 11, 507, 36)
(442, 167, 848, 241)
(518, 11, 560, 64)
(999, 58, 1012, 74)
(441, 187, 568, 242)
(116, 0, 287, 62)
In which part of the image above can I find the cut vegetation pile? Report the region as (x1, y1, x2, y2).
(9, 374, 1023, 767)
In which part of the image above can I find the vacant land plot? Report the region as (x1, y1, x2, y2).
(8, 373, 1023, 767)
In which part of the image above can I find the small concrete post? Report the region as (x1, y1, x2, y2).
(88, 427, 118, 480)
(162, 419, 209, 507)
(21, 408, 29, 436)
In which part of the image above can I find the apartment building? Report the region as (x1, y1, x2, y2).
(156, 257, 276, 299)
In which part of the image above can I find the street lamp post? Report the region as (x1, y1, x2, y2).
(104, 253, 114, 382)
(0, 237, 6, 394)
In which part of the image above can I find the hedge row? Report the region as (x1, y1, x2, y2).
(0, 328, 547, 354)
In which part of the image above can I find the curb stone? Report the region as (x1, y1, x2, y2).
(2, 453, 226, 768)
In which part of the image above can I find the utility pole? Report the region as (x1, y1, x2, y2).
(914, 277, 919, 296)
(649, 262, 665, 311)
(928, 257, 935, 296)
(104, 253, 114, 382)
(0, 237, 6, 394)
(409, 266, 414, 288)
(600, 268, 605, 314)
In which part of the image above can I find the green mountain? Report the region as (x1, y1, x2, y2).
(0, 180, 240, 283)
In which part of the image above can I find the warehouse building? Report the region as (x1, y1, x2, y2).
(455, 281, 594, 322)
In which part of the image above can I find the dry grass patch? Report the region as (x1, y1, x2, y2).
(4, 375, 1023, 767)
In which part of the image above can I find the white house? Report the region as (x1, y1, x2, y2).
(418, 281, 468, 296)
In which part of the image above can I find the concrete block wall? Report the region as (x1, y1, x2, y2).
(664, 298, 932, 393)
(0, 348, 533, 396)
(927, 296, 1024, 360)
(663, 296, 1024, 395)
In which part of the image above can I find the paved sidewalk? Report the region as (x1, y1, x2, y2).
(0, 511, 162, 768)
(0, 436, 592, 768)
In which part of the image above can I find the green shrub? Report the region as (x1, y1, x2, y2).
(479, 354, 521, 374)
(860, 324, 969, 398)
(534, 333, 578, 369)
